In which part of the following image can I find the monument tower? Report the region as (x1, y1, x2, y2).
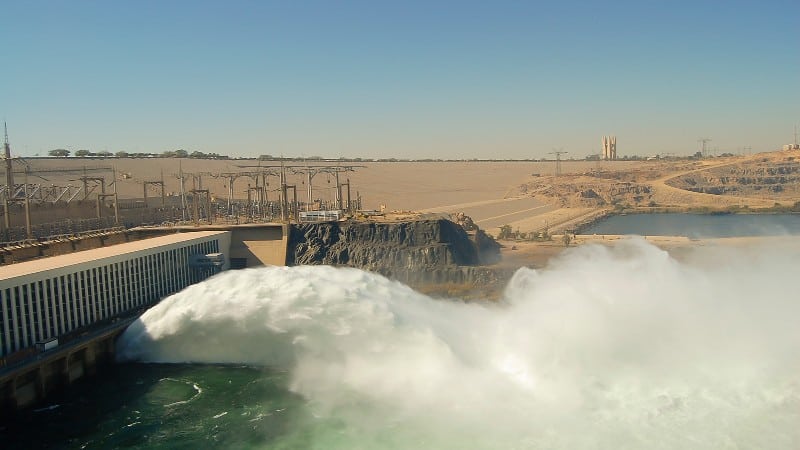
(601, 135, 617, 160)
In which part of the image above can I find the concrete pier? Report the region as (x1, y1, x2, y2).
(0, 317, 133, 414)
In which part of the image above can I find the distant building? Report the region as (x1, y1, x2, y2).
(0, 232, 230, 357)
(601, 136, 617, 160)
(783, 144, 799, 151)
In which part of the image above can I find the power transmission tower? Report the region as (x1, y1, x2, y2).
(141, 170, 166, 208)
(548, 149, 568, 177)
(237, 161, 364, 220)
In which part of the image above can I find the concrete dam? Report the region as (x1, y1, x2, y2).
(0, 218, 498, 412)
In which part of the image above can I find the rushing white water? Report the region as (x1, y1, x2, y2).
(118, 238, 800, 449)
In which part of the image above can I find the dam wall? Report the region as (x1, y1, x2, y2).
(0, 231, 230, 413)
(0, 231, 230, 358)
(287, 219, 500, 285)
(0, 318, 132, 416)
(131, 224, 289, 268)
(1, 219, 497, 413)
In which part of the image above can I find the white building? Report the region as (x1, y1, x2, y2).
(0, 231, 231, 357)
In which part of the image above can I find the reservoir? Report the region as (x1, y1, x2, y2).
(583, 212, 800, 238)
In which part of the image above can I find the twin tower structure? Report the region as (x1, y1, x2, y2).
(601, 135, 617, 160)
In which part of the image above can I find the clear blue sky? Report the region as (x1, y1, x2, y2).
(2, 1, 798, 159)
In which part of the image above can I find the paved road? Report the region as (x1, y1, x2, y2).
(422, 197, 556, 230)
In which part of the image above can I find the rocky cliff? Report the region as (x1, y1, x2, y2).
(287, 219, 501, 286)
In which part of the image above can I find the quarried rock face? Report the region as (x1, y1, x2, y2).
(287, 219, 500, 285)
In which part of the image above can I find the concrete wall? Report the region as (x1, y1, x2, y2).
(228, 225, 288, 267)
(0, 232, 231, 358)
(0, 320, 127, 414)
(133, 224, 288, 269)
(0, 232, 233, 413)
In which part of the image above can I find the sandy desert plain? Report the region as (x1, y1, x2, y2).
(16, 148, 800, 269)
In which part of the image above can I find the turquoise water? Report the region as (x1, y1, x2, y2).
(2, 364, 306, 449)
(4, 243, 800, 449)
(583, 213, 800, 238)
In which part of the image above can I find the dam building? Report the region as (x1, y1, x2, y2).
(0, 231, 234, 410)
(0, 231, 230, 358)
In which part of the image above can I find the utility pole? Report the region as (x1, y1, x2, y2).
(306, 171, 314, 211)
(225, 174, 237, 215)
(341, 177, 352, 212)
(286, 184, 298, 222)
(23, 170, 32, 239)
(188, 174, 211, 225)
(192, 175, 199, 226)
(142, 178, 165, 208)
(280, 159, 288, 222)
(4, 122, 13, 197)
(112, 167, 119, 225)
(178, 161, 187, 221)
(335, 169, 342, 210)
(548, 149, 568, 177)
(96, 169, 120, 225)
(3, 123, 13, 236)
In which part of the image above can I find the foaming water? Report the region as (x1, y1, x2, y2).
(117, 238, 800, 449)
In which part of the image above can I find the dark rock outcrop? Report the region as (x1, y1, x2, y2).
(287, 219, 500, 285)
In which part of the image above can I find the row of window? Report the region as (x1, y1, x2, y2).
(0, 239, 220, 357)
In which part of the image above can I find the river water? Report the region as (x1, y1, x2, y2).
(584, 212, 800, 238)
(4, 238, 800, 449)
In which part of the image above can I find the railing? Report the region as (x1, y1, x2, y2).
(1, 216, 119, 243)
